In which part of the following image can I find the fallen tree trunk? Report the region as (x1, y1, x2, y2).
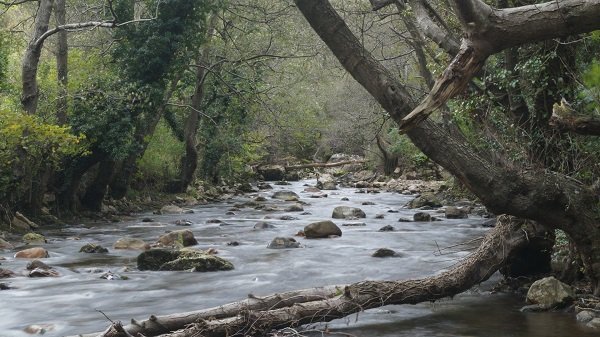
(82, 216, 539, 337)
(284, 160, 366, 171)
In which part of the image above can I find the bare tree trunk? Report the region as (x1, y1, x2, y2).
(81, 160, 116, 211)
(178, 14, 218, 193)
(283, 160, 367, 170)
(375, 135, 397, 176)
(21, 0, 54, 114)
(79, 216, 539, 337)
(54, 0, 68, 124)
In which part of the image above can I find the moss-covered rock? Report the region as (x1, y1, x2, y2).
(159, 251, 234, 272)
(79, 243, 109, 253)
(137, 249, 233, 272)
(22, 233, 46, 244)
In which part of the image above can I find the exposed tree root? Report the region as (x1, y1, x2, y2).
(77, 216, 540, 337)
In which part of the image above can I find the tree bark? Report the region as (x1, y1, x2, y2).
(178, 14, 218, 193)
(54, 0, 68, 124)
(78, 216, 539, 337)
(21, 0, 54, 114)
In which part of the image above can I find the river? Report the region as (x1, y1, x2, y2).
(0, 180, 595, 337)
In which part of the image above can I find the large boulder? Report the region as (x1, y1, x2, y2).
(267, 237, 302, 249)
(113, 237, 149, 250)
(332, 206, 366, 219)
(272, 191, 299, 201)
(137, 249, 233, 272)
(157, 230, 198, 248)
(304, 220, 342, 238)
(526, 276, 574, 309)
(14, 247, 49, 259)
(445, 206, 469, 219)
(257, 165, 286, 181)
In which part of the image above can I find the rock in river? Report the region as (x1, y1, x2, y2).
(137, 249, 233, 272)
(372, 248, 398, 258)
(14, 247, 49, 259)
(267, 237, 302, 249)
(79, 243, 109, 253)
(445, 206, 469, 219)
(113, 237, 149, 250)
(22, 232, 46, 244)
(156, 229, 198, 248)
(413, 212, 431, 222)
(526, 276, 574, 309)
(272, 191, 299, 201)
(304, 220, 342, 238)
(332, 206, 366, 219)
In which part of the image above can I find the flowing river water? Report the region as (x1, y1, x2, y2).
(0, 180, 596, 337)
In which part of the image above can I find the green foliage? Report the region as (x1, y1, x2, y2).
(137, 119, 184, 185)
(0, 108, 84, 206)
(70, 80, 148, 160)
(112, 0, 219, 85)
(386, 129, 430, 168)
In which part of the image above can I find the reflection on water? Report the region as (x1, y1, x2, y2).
(0, 180, 594, 337)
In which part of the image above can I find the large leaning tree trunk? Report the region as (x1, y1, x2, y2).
(294, 0, 600, 294)
(78, 217, 542, 337)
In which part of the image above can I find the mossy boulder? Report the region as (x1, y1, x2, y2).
(137, 249, 233, 272)
(22, 233, 46, 244)
(79, 243, 109, 253)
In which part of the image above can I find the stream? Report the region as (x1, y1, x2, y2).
(0, 180, 596, 337)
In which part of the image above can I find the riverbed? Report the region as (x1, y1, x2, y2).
(0, 180, 596, 337)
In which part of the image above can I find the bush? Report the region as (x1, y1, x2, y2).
(0, 108, 84, 209)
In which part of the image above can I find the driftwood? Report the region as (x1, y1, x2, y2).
(284, 160, 366, 171)
(76, 216, 539, 337)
